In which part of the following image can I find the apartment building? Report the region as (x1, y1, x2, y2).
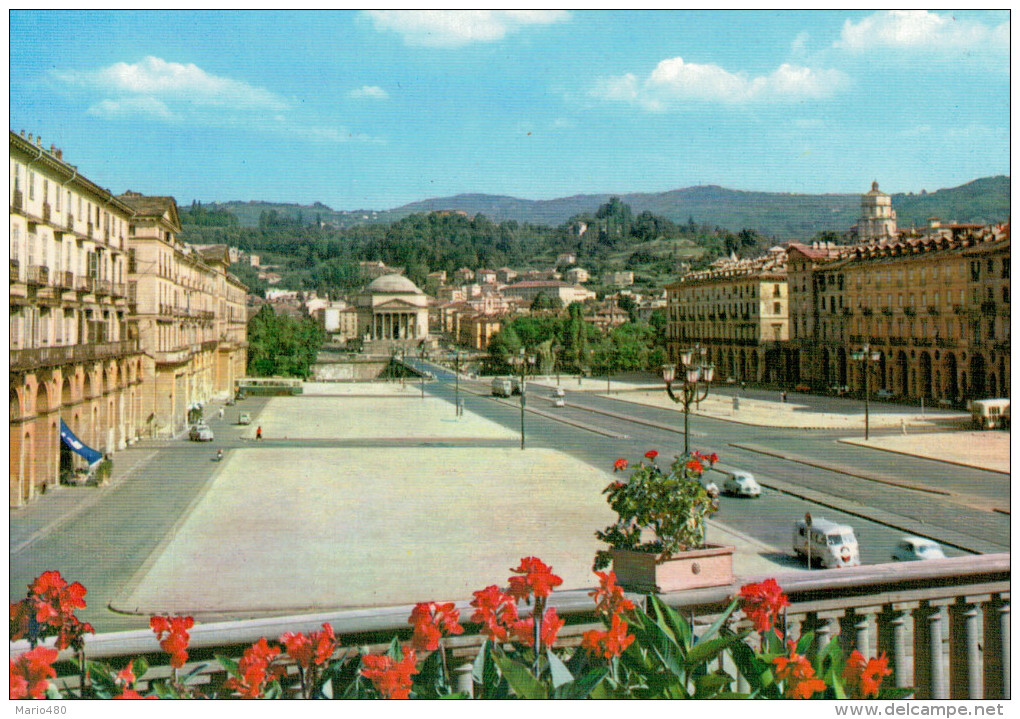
(10, 131, 141, 506)
(458, 313, 502, 351)
(9, 131, 248, 507)
(665, 249, 790, 383)
(791, 224, 1009, 401)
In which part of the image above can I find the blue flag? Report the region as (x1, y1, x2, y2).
(59, 419, 103, 466)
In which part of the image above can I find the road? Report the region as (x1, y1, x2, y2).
(411, 359, 1008, 563)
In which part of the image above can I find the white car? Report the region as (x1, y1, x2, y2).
(551, 393, 565, 408)
(875, 388, 894, 399)
(892, 536, 946, 562)
(722, 471, 761, 497)
(189, 424, 214, 442)
(699, 477, 720, 498)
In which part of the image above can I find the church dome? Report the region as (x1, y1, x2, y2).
(365, 274, 423, 294)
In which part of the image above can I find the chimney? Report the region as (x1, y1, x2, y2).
(27, 133, 32, 143)
(55, 149, 62, 161)
(20, 130, 25, 137)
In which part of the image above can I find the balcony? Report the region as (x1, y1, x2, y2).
(981, 301, 997, 316)
(881, 308, 893, 317)
(889, 337, 907, 346)
(904, 307, 916, 317)
(927, 305, 939, 316)
(112, 282, 127, 298)
(76, 275, 95, 293)
(912, 337, 933, 347)
(21, 554, 1009, 700)
(26, 265, 49, 285)
(95, 279, 112, 296)
(56, 271, 75, 290)
(10, 259, 20, 282)
(11, 189, 24, 211)
(151, 347, 192, 365)
(9, 339, 140, 371)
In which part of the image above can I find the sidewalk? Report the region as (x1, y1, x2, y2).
(839, 431, 1010, 475)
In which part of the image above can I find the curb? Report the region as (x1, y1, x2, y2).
(836, 438, 1010, 477)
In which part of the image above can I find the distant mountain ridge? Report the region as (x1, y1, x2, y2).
(201, 176, 1009, 239)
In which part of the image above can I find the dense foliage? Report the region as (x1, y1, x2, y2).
(246, 305, 325, 378)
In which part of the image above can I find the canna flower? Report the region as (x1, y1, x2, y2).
(738, 578, 790, 637)
(12, 571, 93, 650)
(589, 571, 635, 617)
(360, 646, 417, 699)
(842, 650, 892, 698)
(613, 458, 628, 472)
(280, 622, 338, 670)
(774, 647, 827, 699)
(686, 458, 704, 473)
(150, 615, 195, 669)
(224, 637, 283, 699)
(9, 646, 58, 699)
(408, 602, 464, 652)
(508, 557, 563, 601)
(644, 450, 659, 461)
(509, 607, 564, 650)
(114, 689, 153, 699)
(581, 613, 635, 659)
(470, 585, 519, 643)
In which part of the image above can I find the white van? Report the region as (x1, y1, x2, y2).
(491, 377, 513, 397)
(971, 398, 1010, 429)
(792, 517, 860, 568)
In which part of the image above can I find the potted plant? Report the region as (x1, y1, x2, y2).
(593, 450, 734, 593)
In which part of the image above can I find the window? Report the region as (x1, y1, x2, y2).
(1004, 287, 1010, 303)
(28, 171, 35, 200)
(55, 185, 60, 211)
(1003, 258, 1010, 279)
(42, 179, 49, 203)
(11, 226, 19, 261)
(774, 301, 782, 314)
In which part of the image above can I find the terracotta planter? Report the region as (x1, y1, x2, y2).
(611, 544, 735, 593)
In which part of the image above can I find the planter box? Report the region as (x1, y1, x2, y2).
(611, 545, 735, 593)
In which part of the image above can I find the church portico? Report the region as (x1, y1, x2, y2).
(354, 274, 430, 352)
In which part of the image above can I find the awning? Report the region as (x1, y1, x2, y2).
(59, 420, 103, 466)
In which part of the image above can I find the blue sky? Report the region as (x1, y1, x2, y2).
(9, 10, 1010, 211)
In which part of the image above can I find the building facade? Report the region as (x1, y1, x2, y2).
(9, 131, 247, 507)
(354, 274, 430, 352)
(665, 250, 790, 383)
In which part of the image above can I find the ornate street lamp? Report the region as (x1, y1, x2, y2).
(850, 344, 882, 440)
(513, 348, 537, 450)
(454, 350, 461, 416)
(662, 346, 714, 455)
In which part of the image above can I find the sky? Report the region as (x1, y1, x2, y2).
(9, 10, 1011, 211)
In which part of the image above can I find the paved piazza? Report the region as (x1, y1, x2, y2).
(239, 393, 518, 440)
(115, 447, 615, 614)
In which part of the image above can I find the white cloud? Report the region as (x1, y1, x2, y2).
(791, 32, 809, 54)
(348, 85, 389, 100)
(835, 11, 1008, 53)
(594, 57, 848, 109)
(364, 10, 568, 47)
(53, 56, 372, 143)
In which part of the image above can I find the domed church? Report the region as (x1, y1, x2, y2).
(354, 274, 430, 350)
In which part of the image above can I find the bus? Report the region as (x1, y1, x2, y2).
(971, 398, 1010, 429)
(237, 377, 304, 397)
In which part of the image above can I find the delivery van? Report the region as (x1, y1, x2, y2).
(792, 517, 860, 568)
(491, 377, 513, 397)
(971, 398, 1010, 429)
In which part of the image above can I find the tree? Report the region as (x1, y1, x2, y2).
(246, 305, 325, 378)
(531, 292, 563, 311)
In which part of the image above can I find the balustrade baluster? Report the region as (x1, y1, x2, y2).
(839, 608, 873, 657)
(453, 656, 474, 697)
(914, 601, 949, 699)
(949, 596, 985, 699)
(982, 594, 1010, 699)
(877, 603, 913, 690)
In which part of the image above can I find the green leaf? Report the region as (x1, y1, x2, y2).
(85, 660, 119, 696)
(693, 671, 733, 698)
(262, 680, 282, 699)
(546, 648, 573, 688)
(131, 657, 149, 681)
(686, 634, 746, 667)
(795, 630, 814, 656)
(629, 612, 685, 680)
(492, 653, 548, 699)
(695, 597, 741, 646)
(215, 654, 240, 678)
(555, 666, 609, 699)
(179, 661, 209, 685)
(438, 691, 470, 699)
(651, 594, 693, 649)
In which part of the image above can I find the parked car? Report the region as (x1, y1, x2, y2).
(792, 517, 860, 568)
(238, 412, 252, 425)
(829, 385, 850, 396)
(551, 394, 565, 408)
(875, 388, 894, 399)
(892, 536, 946, 562)
(491, 377, 513, 397)
(189, 424, 214, 442)
(722, 470, 761, 497)
(794, 384, 811, 393)
(552, 387, 565, 397)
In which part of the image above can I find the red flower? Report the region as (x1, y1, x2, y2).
(589, 571, 635, 617)
(581, 613, 635, 659)
(644, 450, 659, 461)
(150, 615, 195, 669)
(408, 602, 464, 652)
(114, 689, 155, 699)
(686, 458, 704, 473)
(13, 571, 93, 650)
(707, 452, 719, 464)
(361, 646, 417, 699)
(508, 557, 563, 601)
(613, 458, 628, 472)
(774, 648, 827, 699)
(9, 647, 58, 699)
(509, 607, 564, 650)
(738, 578, 790, 637)
(280, 623, 337, 670)
(470, 585, 519, 642)
(842, 650, 892, 698)
(224, 638, 283, 698)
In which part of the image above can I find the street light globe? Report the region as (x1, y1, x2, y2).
(662, 365, 676, 383)
(686, 367, 701, 384)
(703, 365, 715, 383)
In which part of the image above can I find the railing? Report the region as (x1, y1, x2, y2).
(20, 554, 1009, 699)
(889, 337, 907, 346)
(151, 348, 192, 365)
(127, 283, 137, 304)
(9, 339, 140, 371)
(10, 259, 20, 282)
(26, 265, 49, 285)
(912, 338, 933, 347)
(57, 271, 75, 290)
(11, 189, 24, 211)
(112, 282, 127, 298)
(95, 279, 112, 296)
(201, 339, 219, 352)
(936, 338, 955, 348)
(77, 275, 95, 293)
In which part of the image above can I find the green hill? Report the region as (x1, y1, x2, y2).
(192, 176, 1009, 239)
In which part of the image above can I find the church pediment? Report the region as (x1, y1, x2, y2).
(373, 298, 424, 310)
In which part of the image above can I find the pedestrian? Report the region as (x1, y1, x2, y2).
(218, 407, 224, 420)
(900, 418, 906, 435)
(256, 426, 263, 441)
(781, 390, 787, 403)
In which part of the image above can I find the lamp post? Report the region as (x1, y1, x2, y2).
(514, 348, 536, 450)
(850, 344, 882, 440)
(454, 351, 461, 416)
(552, 342, 562, 387)
(662, 346, 714, 455)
